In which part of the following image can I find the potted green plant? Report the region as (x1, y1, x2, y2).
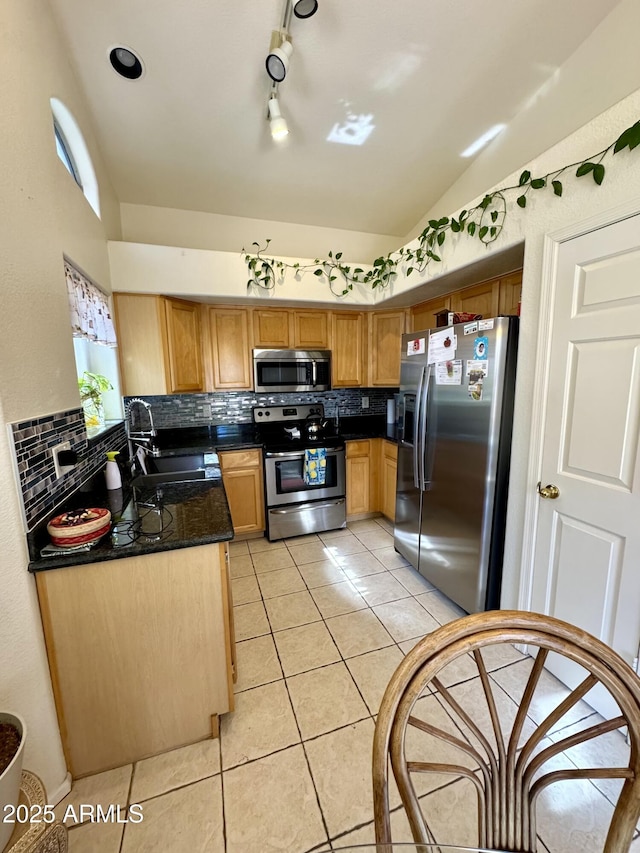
(0, 711, 26, 851)
(78, 371, 113, 430)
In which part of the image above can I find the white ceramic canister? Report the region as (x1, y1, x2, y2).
(0, 711, 27, 852)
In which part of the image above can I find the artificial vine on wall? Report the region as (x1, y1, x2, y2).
(243, 119, 640, 297)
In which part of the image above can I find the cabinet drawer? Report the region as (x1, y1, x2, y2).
(346, 440, 371, 458)
(219, 449, 262, 471)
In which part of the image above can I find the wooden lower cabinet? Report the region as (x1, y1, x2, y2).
(219, 449, 265, 535)
(36, 543, 234, 778)
(380, 440, 398, 521)
(346, 440, 375, 516)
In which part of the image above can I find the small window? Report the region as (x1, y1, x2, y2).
(50, 98, 100, 218)
(54, 120, 82, 188)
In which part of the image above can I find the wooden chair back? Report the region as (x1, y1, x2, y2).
(373, 610, 640, 852)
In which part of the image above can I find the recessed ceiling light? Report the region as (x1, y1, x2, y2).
(109, 46, 144, 80)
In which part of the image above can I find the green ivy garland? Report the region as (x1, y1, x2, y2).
(243, 119, 640, 297)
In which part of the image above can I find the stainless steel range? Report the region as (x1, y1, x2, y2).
(253, 404, 346, 541)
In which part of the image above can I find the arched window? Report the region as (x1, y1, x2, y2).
(50, 97, 100, 219)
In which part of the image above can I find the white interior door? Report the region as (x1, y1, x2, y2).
(530, 213, 640, 719)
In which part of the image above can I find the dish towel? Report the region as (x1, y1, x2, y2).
(303, 447, 327, 486)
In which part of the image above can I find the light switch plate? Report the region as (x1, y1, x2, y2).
(361, 396, 370, 409)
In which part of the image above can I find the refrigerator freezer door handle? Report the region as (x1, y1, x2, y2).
(419, 363, 432, 490)
(413, 366, 426, 490)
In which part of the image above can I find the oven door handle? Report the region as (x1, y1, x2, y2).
(265, 448, 344, 459)
(270, 498, 346, 515)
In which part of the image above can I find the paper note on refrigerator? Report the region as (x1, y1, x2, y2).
(435, 360, 462, 385)
(428, 327, 457, 364)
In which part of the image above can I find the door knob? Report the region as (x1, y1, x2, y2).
(537, 482, 560, 499)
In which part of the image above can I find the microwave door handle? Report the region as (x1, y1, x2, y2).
(413, 367, 426, 490)
(311, 360, 317, 387)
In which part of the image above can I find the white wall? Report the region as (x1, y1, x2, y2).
(0, 0, 120, 800)
(407, 0, 640, 240)
(121, 203, 399, 261)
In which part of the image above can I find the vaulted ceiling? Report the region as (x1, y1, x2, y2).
(49, 0, 621, 238)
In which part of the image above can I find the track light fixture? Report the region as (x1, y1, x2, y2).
(268, 91, 289, 141)
(265, 0, 318, 141)
(293, 0, 318, 18)
(266, 34, 293, 83)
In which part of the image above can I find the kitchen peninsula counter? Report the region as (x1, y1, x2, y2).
(28, 475, 234, 573)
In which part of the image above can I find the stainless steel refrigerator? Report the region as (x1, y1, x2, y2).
(394, 316, 518, 613)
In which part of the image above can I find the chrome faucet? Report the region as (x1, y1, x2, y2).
(126, 398, 157, 441)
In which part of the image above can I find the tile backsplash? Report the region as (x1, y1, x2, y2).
(10, 409, 127, 531)
(125, 388, 397, 431)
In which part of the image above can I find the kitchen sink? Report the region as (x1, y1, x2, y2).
(130, 470, 207, 488)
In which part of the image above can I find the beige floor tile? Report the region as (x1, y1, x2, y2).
(264, 589, 322, 631)
(333, 550, 387, 579)
(398, 638, 421, 655)
(416, 778, 481, 848)
(234, 634, 283, 692)
(323, 534, 368, 558)
(491, 658, 596, 735)
(251, 547, 295, 573)
(347, 519, 382, 533)
(318, 526, 353, 541)
(331, 806, 414, 847)
(372, 597, 440, 643)
(228, 553, 254, 579)
(478, 641, 528, 671)
(286, 661, 370, 739)
(326, 609, 395, 658)
(131, 739, 221, 803)
(230, 573, 261, 605)
(224, 745, 327, 853)
(285, 533, 321, 545)
(274, 621, 341, 676)
(288, 540, 335, 565)
(228, 540, 249, 556)
(310, 579, 368, 618)
(305, 718, 376, 838)
(390, 565, 435, 594)
(68, 821, 124, 853)
(415, 589, 466, 625)
(433, 651, 480, 687)
(549, 713, 630, 805)
(247, 537, 286, 553)
(352, 529, 395, 550)
(352, 572, 412, 606)
(373, 546, 412, 570)
(257, 565, 306, 598)
(297, 558, 348, 588)
(55, 765, 132, 826)
(375, 517, 395, 535)
(345, 645, 405, 715)
(121, 776, 224, 853)
(233, 600, 271, 641)
(221, 680, 300, 769)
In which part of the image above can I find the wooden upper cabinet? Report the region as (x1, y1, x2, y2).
(332, 311, 366, 387)
(163, 297, 205, 393)
(292, 310, 329, 349)
(253, 309, 292, 348)
(450, 279, 500, 318)
(497, 270, 523, 316)
(204, 306, 253, 390)
(369, 310, 407, 386)
(411, 295, 451, 332)
(113, 293, 170, 396)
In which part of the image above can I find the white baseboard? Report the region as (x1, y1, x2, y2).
(48, 771, 72, 806)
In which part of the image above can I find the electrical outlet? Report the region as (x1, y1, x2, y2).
(361, 396, 370, 409)
(52, 441, 73, 479)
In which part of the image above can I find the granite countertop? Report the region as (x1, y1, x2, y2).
(28, 474, 234, 573)
(336, 415, 398, 444)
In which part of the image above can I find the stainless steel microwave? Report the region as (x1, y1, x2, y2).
(253, 349, 331, 393)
